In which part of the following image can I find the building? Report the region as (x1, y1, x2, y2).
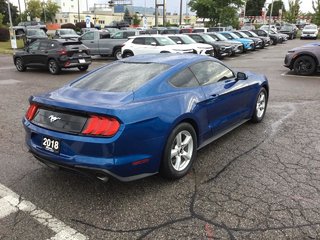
(53, 1, 196, 27)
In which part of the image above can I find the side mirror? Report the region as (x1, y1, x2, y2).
(78, 37, 82, 41)
(236, 72, 247, 80)
(151, 42, 157, 46)
(177, 41, 182, 44)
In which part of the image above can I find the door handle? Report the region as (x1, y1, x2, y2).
(210, 94, 219, 98)
(90, 41, 94, 43)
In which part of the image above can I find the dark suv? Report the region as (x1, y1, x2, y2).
(13, 39, 91, 75)
(284, 42, 320, 75)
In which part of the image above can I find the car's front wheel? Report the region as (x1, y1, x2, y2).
(160, 123, 197, 180)
(293, 55, 316, 76)
(78, 65, 89, 71)
(15, 57, 26, 72)
(251, 88, 268, 123)
(48, 59, 61, 75)
(113, 48, 122, 60)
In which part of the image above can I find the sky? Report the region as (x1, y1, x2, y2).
(9, 0, 315, 15)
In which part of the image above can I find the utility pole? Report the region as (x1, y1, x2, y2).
(155, 0, 166, 27)
(268, 0, 274, 37)
(179, 0, 182, 26)
(77, 0, 80, 23)
(7, 0, 17, 49)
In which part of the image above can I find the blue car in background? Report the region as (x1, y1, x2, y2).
(220, 31, 255, 51)
(23, 54, 269, 182)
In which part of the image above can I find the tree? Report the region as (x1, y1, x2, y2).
(284, 0, 301, 23)
(123, 8, 132, 24)
(312, 0, 320, 26)
(189, 0, 244, 27)
(132, 14, 141, 26)
(42, 0, 60, 22)
(245, 0, 266, 16)
(26, 0, 42, 20)
(267, 0, 285, 16)
(0, 0, 19, 25)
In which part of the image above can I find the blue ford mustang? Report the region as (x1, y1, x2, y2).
(23, 54, 269, 182)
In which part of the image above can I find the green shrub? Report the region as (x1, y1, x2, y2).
(0, 28, 10, 41)
(61, 23, 76, 30)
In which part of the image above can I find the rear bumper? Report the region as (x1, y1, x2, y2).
(23, 119, 162, 181)
(59, 56, 92, 68)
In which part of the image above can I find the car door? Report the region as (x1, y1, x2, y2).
(23, 41, 41, 66)
(190, 60, 255, 135)
(34, 41, 49, 67)
(80, 32, 98, 54)
(131, 37, 158, 54)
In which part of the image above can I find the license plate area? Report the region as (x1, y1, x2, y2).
(42, 136, 60, 153)
(79, 59, 85, 63)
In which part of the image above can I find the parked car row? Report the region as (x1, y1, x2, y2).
(13, 25, 295, 75)
(120, 29, 291, 60)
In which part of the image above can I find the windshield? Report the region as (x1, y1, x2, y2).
(27, 30, 46, 37)
(202, 34, 216, 42)
(179, 35, 196, 44)
(248, 31, 258, 37)
(237, 32, 249, 38)
(156, 37, 176, 46)
(71, 62, 170, 92)
(60, 29, 77, 35)
(214, 33, 228, 41)
(226, 32, 239, 39)
(304, 25, 317, 30)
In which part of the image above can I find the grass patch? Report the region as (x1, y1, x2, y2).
(0, 39, 24, 54)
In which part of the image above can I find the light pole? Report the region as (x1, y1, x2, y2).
(77, 0, 80, 23)
(179, 0, 182, 26)
(7, 0, 17, 49)
(268, 0, 274, 37)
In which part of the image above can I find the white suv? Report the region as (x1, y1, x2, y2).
(166, 34, 214, 56)
(121, 35, 194, 58)
(301, 24, 319, 40)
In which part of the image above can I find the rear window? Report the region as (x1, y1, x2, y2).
(71, 62, 170, 92)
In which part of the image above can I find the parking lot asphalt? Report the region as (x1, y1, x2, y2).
(0, 39, 320, 240)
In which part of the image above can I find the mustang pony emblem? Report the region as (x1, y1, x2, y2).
(48, 115, 61, 123)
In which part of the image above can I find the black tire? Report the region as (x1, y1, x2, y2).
(251, 88, 268, 123)
(78, 65, 89, 71)
(293, 55, 316, 76)
(113, 48, 122, 60)
(160, 123, 197, 180)
(48, 59, 61, 75)
(122, 51, 134, 58)
(15, 57, 26, 72)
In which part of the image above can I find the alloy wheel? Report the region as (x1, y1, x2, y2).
(170, 130, 193, 172)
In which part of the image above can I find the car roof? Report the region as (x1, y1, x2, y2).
(119, 54, 212, 66)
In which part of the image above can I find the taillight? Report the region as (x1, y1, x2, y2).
(57, 48, 67, 55)
(82, 116, 120, 137)
(25, 103, 38, 121)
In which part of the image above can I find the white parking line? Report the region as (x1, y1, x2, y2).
(0, 183, 87, 240)
(0, 66, 16, 70)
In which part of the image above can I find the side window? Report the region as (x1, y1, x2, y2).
(145, 37, 156, 45)
(132, 38, 145, 45)
(39, 41, 48, 50)
(28, 41, 40, 51)
(222, 33, 232, 40)
(189, 35, 202, 43)
(169, 68, 199, 88)
(82, 32, 94, 40)
(112, 32, 122, 39)
(190, 61, 234, 86)
(169, 36, 179, 43)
